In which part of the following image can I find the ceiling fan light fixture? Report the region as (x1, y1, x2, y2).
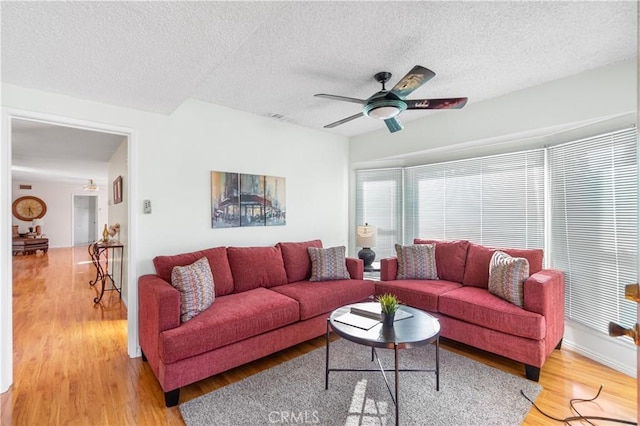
(83, 179, 98, 191)
(368, 106, 400, 120)
(363, 99, 407, 120)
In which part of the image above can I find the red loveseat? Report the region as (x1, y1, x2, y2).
(376, 239, 565, 381)
(138, 240, 374, 406)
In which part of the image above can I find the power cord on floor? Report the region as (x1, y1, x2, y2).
(568, 384, 602, 426)
(520, 385, 637, 425)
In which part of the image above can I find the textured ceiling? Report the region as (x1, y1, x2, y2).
(2, 1, 637, 138)
(5, 1, 636, 186)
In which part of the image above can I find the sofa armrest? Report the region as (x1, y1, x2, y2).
(524, 269, 565, 346)
(380, 257, 398, 281)
(345, 257, 364, 280)
(138, 274, 181, 366)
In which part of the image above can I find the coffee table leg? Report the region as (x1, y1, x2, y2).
(325, 318, 330, 390)
(394, 343, 399, 426)
(436, 336, 440, 391)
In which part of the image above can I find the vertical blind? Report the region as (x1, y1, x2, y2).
(355, 168, 403, 259)
(548, 128, 638, 333)
(404, 151, 545, 249)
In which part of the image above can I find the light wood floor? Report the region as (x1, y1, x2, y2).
(1, 246, 637, 425)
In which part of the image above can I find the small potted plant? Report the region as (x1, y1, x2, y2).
(377, 293, 400, 327)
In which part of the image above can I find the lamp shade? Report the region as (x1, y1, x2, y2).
(356, 224, 377, 248)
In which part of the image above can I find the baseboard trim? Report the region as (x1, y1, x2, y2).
(563, 320, 637, 378)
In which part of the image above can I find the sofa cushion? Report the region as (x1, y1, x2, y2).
(413, 239, 469, 283)
(153, 246, 234, 296)
(159, 287, 300, 364)
(438, 287, 545, 340)
(307, 246, 350, 281)
(271, 279, 374, 320)
(375, 279, 462, 313)
(462, 243, 543, 288)
(170, 257, 215, 322)
(277, 239, 323, 283)
(227, 246, 288, 292)
(488, 251, 529, 307)
(395, 243, 438, 280)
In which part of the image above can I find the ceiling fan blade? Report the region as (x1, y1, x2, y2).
(405, 97, 468, 110)
(315, 94, 367, 105)
(323, 112, 365, 128)
(384, 117, 404, 133)
(390, 66, 436, 98)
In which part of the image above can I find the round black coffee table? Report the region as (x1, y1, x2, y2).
(326, 302, 441, 425)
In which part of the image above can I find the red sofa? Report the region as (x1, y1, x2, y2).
(138, 240, 374, 406)
(376, 239, 565, 381)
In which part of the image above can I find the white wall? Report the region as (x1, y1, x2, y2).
(135, 98, 350, 266)
(1, 84, 350, 392)
(108, 138, 129, 303)
(11, 181, 108, 248)
(348, 59, 638, 377)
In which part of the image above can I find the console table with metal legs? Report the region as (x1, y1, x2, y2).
(88, 241, 124, 304)
(325, 303, 441, 426)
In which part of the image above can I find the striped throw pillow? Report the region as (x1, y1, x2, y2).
(307, 246, 350, 281)
(488, 250, 529, 307)
(395, 243, 439, 280)
(171, 257, 215, 322)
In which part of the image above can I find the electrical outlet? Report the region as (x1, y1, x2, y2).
(143, 200, 152, 214)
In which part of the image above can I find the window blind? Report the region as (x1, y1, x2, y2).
(404, 150, 545, 249)
(548, 127, 638, 334)
(355, 168, 403, 259)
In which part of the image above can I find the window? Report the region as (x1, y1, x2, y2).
(549, 128, 637, 334)
(355, 169, 403, 259)
(355, 127, 638, 338)
(404, 151, 545, 249)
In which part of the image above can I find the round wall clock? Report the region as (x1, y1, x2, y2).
(12, 196, 47, 221)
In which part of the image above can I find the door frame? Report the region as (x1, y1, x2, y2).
(1, 108, 139, 393)
(72, 194, 99, 246)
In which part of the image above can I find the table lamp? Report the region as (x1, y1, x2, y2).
(356, 223, 377, 271)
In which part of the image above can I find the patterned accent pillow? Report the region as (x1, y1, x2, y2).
(488, 250, 529, 307)
(307, 246, 350, 281)
(395, 243, 439, 280)
(170, 257, 215, 322)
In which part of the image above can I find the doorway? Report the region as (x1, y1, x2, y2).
(1, 111, 138, 395)
(73, 195, 98, 245)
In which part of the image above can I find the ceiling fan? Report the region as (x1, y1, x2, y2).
(315, 65, 468, 133)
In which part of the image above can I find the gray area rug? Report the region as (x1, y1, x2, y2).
(180, 338, 542, 425)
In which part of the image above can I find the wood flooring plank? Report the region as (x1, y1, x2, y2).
(1, 246, 636, 425)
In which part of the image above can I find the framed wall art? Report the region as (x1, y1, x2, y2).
(211, 171, 240, 228)
(113, 176, 123, 204)
(211, 171, 286, 228)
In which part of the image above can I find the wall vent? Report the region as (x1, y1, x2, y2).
(265, 112, 294, 122)
(19, 185, 32, 190)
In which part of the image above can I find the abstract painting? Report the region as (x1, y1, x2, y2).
(211, 171, 240, 228)
(211, 171, 286, 228)
(265, 175, 286, 226)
